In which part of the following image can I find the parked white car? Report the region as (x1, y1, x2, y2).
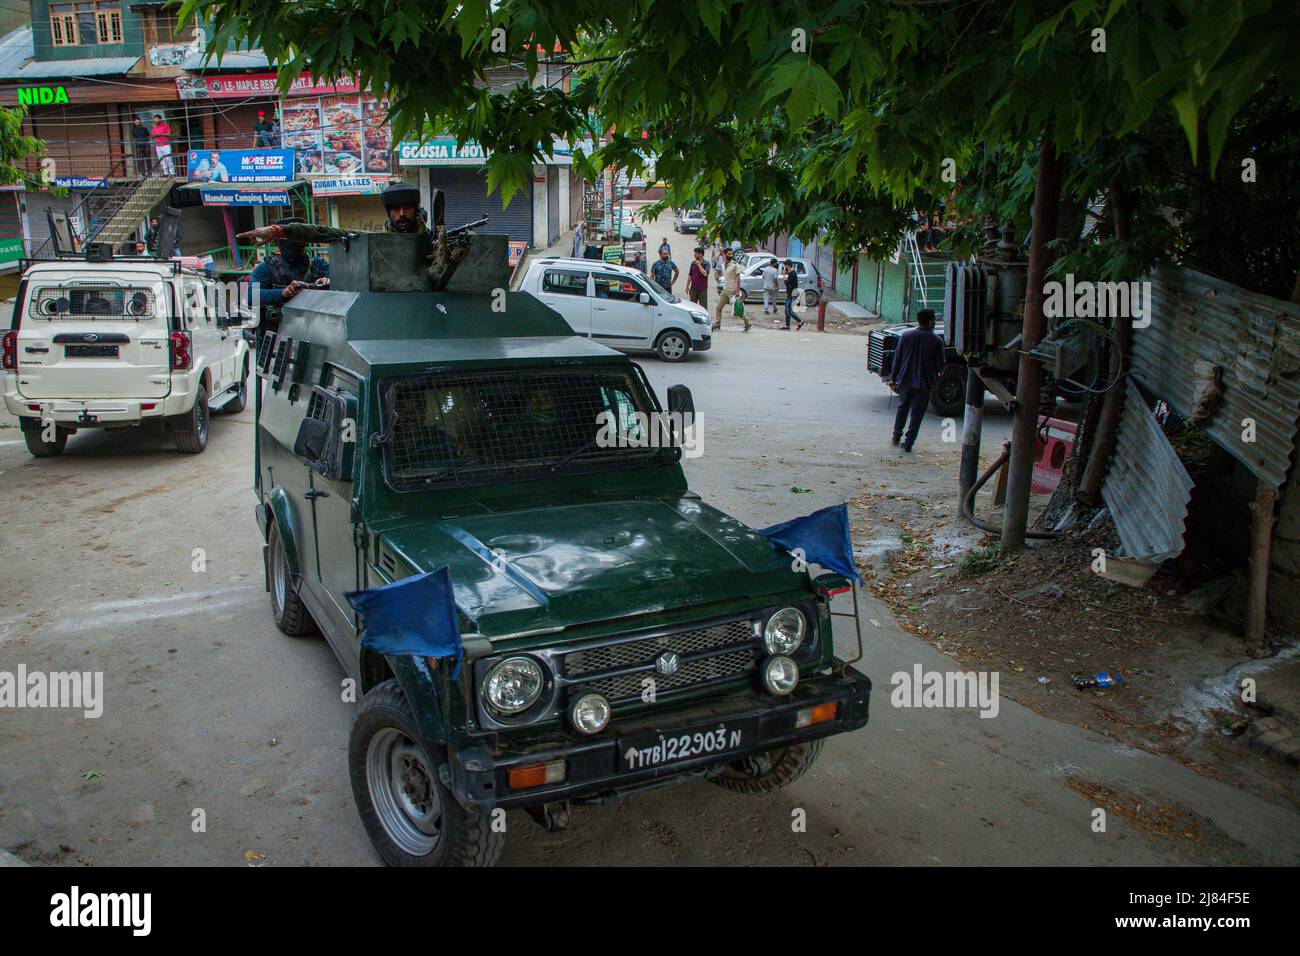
(2, 256, 255, 457)
(517, 257, 711, 361)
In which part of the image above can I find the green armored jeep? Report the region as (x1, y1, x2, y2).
(253, 233, 871, 866)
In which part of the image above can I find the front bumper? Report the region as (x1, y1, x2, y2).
(691, 334, 712, 351)
(447, 663, 871, 811)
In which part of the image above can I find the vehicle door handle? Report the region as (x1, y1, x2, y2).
(304, 489, 329, 500)
(594, 306, 608, 311)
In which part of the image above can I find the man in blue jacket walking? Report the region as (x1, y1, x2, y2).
(888, 308, 946, 453)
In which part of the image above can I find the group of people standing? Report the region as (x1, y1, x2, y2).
(130, 114, 176, 176)
(644, 239, 804, 333)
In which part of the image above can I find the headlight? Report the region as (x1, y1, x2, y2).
(763, 607, 806, 655)
(482, 656, 544, 716)
(568, 692, 611, 735)
(762, 655, 799, 695)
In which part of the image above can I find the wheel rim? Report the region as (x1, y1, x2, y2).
(366, 727, 442, 856)
(196, 397, 208, 442)
(661, 335, 686, 359)
(271, 531, 287, 615)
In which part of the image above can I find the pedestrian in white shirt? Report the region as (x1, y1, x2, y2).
(761, 258, 780, 314)
(711, 248, 751, 332)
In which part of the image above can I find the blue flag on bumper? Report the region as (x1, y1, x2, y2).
(345, 566, 463, 679)
(759, 503, 863, 584)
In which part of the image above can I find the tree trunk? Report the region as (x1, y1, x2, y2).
(1001, 139, 1061, 551)
(1076, 181, 1135, 506)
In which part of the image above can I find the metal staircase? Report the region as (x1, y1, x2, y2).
(904, 230, 950, 324)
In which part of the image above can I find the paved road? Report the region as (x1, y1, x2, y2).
(2, 314, 1297, 867)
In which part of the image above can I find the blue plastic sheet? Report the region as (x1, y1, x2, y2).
(759, 503, 863, 584)
(345, 566, 463, 679)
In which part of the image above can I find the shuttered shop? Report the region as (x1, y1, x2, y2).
(879, 260, 909, 323)
(425, 168, 533, 243)
(546, 166, 560, 244)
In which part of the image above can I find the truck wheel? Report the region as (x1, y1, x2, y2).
(173, 384, 209, 454)
(350, 680, 504, 867)
(709, 739, 823, 794)
(24, 427, 67, 457)
(269, 520, 317, 637)
(929, 367, 966, 418)
(655, 329, 690, 362)
(223, 360, 249, 414)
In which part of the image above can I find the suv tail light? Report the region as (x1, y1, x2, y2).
(817, 274, 824, 289)
(169, 330, 192, 370)
(1, 330, 15, 370)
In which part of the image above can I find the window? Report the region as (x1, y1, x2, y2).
(50, 2, 121, 46)
(593, 272, 646, 303)
(378, 366, 666, 490)
(542, 269, 588, 296)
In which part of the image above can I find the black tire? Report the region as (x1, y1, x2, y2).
(349, 680, 504, 867)
(24, 427, 67, 457)
(268, 520, 317, 637)
(223, 360, 248, 414)
(709, 739, 823, 794)
(930, 366, 966, 418)
(804, 290, 820, 308)
(655, 329, 691, 362)
(173, 384, 209, 453)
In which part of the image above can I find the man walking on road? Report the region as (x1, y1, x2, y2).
(888, 308, 945, 452)
(781, 259, 802, 330)
(712, 247, 750, 331)
(761, 257, 779, 314)
(650, 247, 678, 294)
(687, 246, 710, 309)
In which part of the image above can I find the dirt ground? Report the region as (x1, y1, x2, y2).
(846, 482, 1300, 813)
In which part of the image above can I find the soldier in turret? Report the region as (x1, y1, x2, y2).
(237, 182, 476, 291)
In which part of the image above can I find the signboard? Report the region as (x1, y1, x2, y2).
(310, 176, 389, 197)
(187, 149, 295, 184)
(177, 72, 360, 100)
(602, 244, 623, 263)
(0, 236, 23, 270)
(53, 177, 105, 189)
(396, 138, 490, 167)
(508, 240, 528, 270)
(283, 93, 391, 177)
(199, 189, 291, 206)
(17, 86, 69, 106)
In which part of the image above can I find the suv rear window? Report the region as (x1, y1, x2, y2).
(31, 283, 157, 320)
(377, 366, 669, 490)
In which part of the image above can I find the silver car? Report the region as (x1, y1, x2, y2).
(673, 208, 705, 232)
(718, 256, 825, 306)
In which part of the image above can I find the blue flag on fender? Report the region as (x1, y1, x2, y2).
(345, 566, 463, 679)
(759, 503, 863, 584)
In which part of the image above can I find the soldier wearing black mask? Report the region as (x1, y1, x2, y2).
(246, 216, 331, 310)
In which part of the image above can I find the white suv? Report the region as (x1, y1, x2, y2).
(2, 257, 254, 457)
(516, 256, 712, 362)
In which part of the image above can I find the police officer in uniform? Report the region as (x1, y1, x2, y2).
(237, 183, 473, 290)
(246, 216, 331, 311)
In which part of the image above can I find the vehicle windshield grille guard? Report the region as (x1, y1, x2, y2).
(31, 283, 156, 320)
(377, 364, 674, 491)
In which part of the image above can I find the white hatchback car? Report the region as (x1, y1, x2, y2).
(3, 255, 254, 456)
(516, 257, 712, 361)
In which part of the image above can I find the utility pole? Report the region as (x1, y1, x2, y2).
(1001, 139, 1061, 551)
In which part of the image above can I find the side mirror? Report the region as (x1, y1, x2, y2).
(638, 292, 651, 305)
(666, 384, 695, 449)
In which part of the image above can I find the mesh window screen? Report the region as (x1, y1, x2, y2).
(32, 284, 156, 320)
(379, 366, 666, 490)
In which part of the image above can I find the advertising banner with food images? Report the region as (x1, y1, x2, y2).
(177, 72, 361, 100)
(286, 91, 393, 182)
(187, 149, 295, 184)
